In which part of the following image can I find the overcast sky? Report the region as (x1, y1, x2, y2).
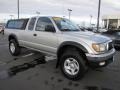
(0, 0, 120, 24)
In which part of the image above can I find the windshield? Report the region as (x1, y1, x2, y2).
(53, 17, 80, 31)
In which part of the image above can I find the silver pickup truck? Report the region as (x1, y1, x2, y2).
(5, 16, 115, 80)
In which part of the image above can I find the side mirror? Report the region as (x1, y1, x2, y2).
(45, 25, 55, 32)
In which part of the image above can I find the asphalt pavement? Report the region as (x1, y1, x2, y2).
(0, 34, 120, 90)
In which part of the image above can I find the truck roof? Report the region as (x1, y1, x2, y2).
(30, 16, 63, 19)
(7, 16, 63, 21)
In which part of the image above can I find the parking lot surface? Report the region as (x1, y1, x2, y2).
(0, 34, 120, 90)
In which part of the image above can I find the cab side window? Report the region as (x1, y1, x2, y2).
(35, 17, 55, 32)
(6, 19, 29, 30)
(28, 18, 36, 30)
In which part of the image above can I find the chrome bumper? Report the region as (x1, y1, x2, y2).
(86, 48, 116, 62)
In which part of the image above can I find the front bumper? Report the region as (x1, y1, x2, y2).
(86, 48, 115, 67)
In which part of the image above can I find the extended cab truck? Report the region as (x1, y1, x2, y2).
(5, 16, 115, 80)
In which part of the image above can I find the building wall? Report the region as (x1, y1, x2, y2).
(102, 15, 120, 30)
(118, 19, 120, 28)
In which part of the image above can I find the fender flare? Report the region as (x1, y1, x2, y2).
(56, 41, 88, 68)
(8, 34, 19, 43)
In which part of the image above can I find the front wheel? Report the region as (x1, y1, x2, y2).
(60, 49, 87, 80)
(9, 40, 21, 56)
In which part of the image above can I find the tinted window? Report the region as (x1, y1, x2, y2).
(28, 18, 36, 30)
(6, 19, 29, 30)
(35, 17, 54, 31)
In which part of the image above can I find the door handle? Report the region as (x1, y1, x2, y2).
(33, 34, 37, 36)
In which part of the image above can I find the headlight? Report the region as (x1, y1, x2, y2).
(92, 43, 107, 52)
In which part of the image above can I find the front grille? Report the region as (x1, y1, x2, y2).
(114, 40, 120, 44)
(108, 42, 113, 50)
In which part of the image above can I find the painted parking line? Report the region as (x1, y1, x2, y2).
(0, 61, 6, 66)
(0, 44, 8, 47)
(0, 42, 8, 45)
(45, 56, 56, 62)
(21, 53, 34, 58)
(0, 53, 35, 65)
(0, 70, 10, 80)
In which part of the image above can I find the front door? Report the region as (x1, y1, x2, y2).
(32, 17, 58, 54)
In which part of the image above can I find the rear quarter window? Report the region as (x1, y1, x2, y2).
(6, 19, 29, 30)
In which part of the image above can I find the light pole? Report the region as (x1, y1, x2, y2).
(17, 0, 20, 19)
(68, 9, 72, 20)
(36, 11, 40, 16)
(97, 0, 101, 32)
(63, 16, 66, 18)
(90, 15, 93, 27)
(10, 15, 14, 20)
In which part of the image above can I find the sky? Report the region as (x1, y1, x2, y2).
(0, 0, 120, 25)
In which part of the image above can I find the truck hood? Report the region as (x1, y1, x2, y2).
(63, 31, 111, 43)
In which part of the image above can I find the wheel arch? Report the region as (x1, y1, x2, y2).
(8, 34, 18, 44)
(56, 41, 88, 68)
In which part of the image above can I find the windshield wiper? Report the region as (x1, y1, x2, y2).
(61, 29, 70, 31)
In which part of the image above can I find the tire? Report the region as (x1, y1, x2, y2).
(9, 40, 21, 56)
(60, 48, 87, 80)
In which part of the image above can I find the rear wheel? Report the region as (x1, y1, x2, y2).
(9, 40, 21, 56)
(60, 48, 87, 80)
